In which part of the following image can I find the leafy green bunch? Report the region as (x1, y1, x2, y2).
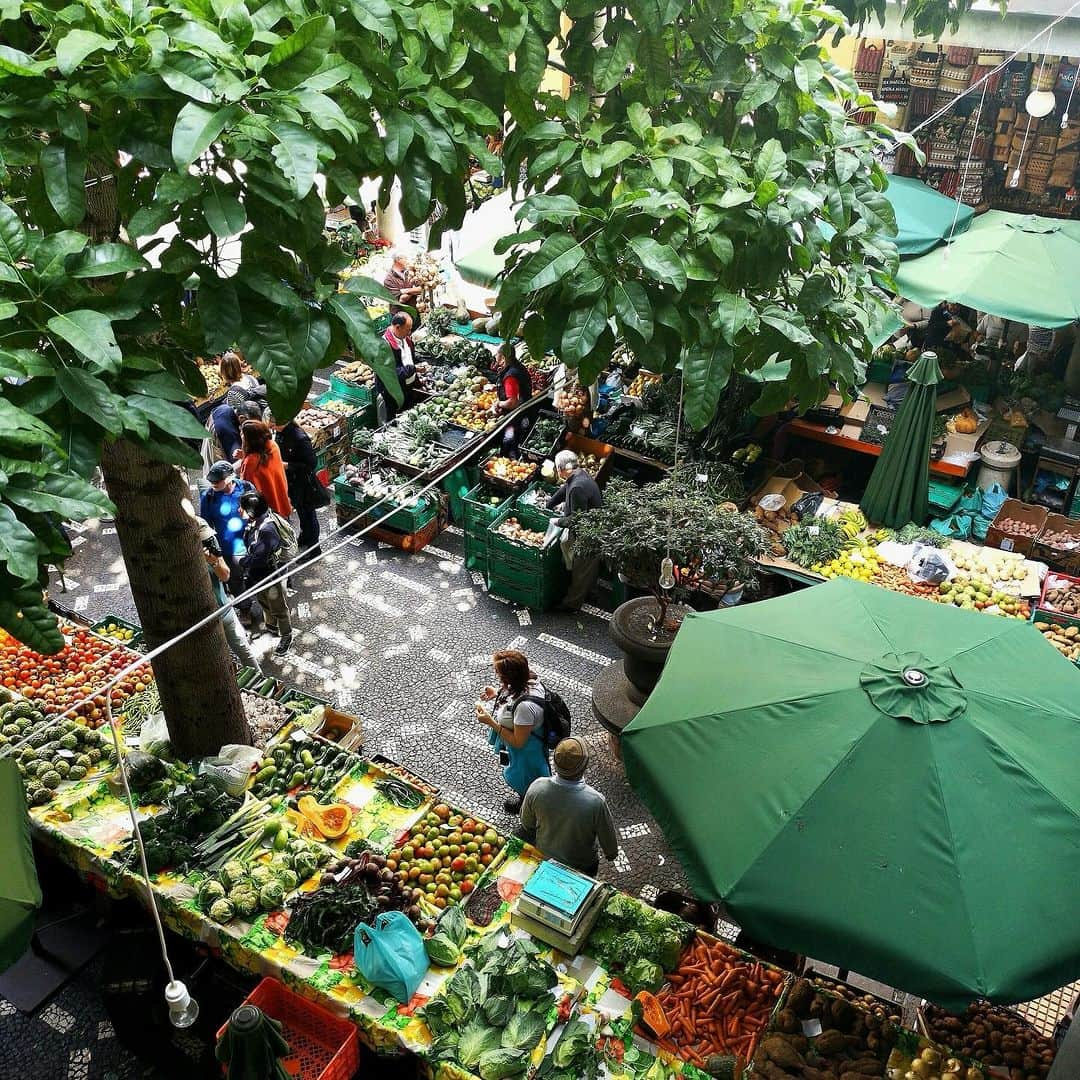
(496, 0, 915, 432)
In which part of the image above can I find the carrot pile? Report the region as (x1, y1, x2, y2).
(652, 935, 785, 1070)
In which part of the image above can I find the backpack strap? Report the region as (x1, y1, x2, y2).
(519, 692, 549, 743)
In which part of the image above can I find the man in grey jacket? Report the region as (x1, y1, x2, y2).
(546, 450, 603, 612)
(518, 737, 618, 878)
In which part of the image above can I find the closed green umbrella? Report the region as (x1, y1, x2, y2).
(859, 350, 941, 528)
(623, 578, 1080, 1008)
(0, 757, 41, 972)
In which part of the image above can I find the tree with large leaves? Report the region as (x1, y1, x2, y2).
(0, 0, 559, 756)
(497, 0, 920, 432)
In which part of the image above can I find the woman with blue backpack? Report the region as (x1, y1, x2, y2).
(475, 649, 571, 814)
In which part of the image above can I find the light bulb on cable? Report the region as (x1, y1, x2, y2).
(659, 557, 676, 591)
(1063, 113, 1071, 130)
(1009, 168, 1022, 189)
(1025, 89, 1056, 118)
(165, 980, 200, 1029)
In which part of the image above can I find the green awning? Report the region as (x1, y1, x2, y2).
(0, 757, 41, 973)
(895, 211, 1080, 328)
(623, 579, 1080, 1008)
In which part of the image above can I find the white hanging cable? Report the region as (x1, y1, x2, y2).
(1011, 113, 1035, 189)
(0, 390, 542, 760)
(1061, 60, 1079, 128)
(886, 1, 1080, 151)
(945, 78, 987, 260)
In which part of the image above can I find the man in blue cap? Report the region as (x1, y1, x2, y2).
(199, 461, 254, 613)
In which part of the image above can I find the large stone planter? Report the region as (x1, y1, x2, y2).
(592, 597, 687, 759)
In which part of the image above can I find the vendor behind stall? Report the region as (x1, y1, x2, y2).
(378, 313, 419, 423)
(383, 253, 421, 315)
(491, 342, 533, 457)
(547, 450, 603, 612)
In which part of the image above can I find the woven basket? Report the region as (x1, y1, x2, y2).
(885, 40, 917, 74)
(1032, 61, 1060, 92)
(1025, 172, 1049, 195)
(855, 73, 881, 94)
(1027, 153, 1054, 180)
(992, 141, 1011, 163)
(970, 65, 1002, 96)
(1054, 149, 1079, 171)
(1058, 122, 1080, 152)
(978, 51, 1007, 67)
(1051, 165, 1077, 187)
(946, 46, 974, 67)
(910, 50, 944, 89)
(940, 64, 972, 93)
(1034, 134, 1059, 156)
(855, 40, 885, 75)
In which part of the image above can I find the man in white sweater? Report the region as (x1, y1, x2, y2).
(518, 737, 618, 878)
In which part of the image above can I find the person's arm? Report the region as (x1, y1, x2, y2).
(545, 482, 567, 511)
(495, 376, 520, 414)
(517, 788, 539, 844)
(596, 796, 619, 862)
(208, 552, 230, 582)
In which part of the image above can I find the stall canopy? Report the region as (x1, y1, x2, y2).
(860, 350, 941, 527)
(623, 579, 1080, 1009)
(881, 176, 974, 257)
(894, 211, 1080, 328)
(0, 758, 41, 973)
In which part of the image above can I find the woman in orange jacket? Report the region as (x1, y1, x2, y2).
(238, 420, 293, 518)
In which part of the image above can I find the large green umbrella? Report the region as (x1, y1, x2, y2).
(859, 350, 941, 529)
(0, 757, 41, 972)
(895, 211, 1080, 327)
(883, 176, 974, 257)
(623, 578, 1080, 1008)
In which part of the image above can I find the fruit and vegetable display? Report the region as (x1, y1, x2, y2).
(537, 1017, 604, 1080)
(494, 517, 547, 548)
(886, 1040, 985, 1080)
(361, 426, 452, 472)
(294, 405, 343, 446)
(373, 776, 425, 809)
(575, 452, 605, 478)
(1039, 574, 1080, 614)
(250, 735, 360, 801)
(0, 625, 151, 726)
(811, 544, 883, 582)
(949, 548, 1030, 586)
(114, 776, 244, 874)
(0, 700, 115, 805)
(423, 902, 470, 968)
(423, 307, 456, 338)
(603, 408, 680, 463)
(732, 442, 763, 465)
(651, 935, 785, 1069)
(402, 252, 443, 317)
(782, 519, 847, 569)
(194, 837, 332, 925)
(335, 360, 376, 388)
(554, 381, 590, 417)
(991, 516, 1040, 542)
(318, 396, 364, 419)
(752, 976, 898, 1078)
(196, 358, 229, 401)
(922, 1000, 1054, 1079)
(241, 692, 290, 749)
(935, 578, 1031, 619)
(627, 370, 663, 399)
(419, 931, 563, 1078)
(808, 974, 902, 1027)
(886, 523, 947, 548)
(584, 892, 693, 994)
(387, 804, 505, 909)
(339, 462, 426, 508)
(94, 621, 138, 645)
(118, 684, 162, 737)
(524, 416, 565, 455)
(483, 457, 537, 485)
(1033, 618, 1080, 661)
(283, 850, 434, 955)
(410, 374, 498, 432)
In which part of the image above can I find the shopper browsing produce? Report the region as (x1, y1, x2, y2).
(518, 737, 616, 877)
(273, 417, 323, 557)
(382, 252, 422, 312)
(195, 517, 262, 674)
(200, 462, 255, 607)
(474, 649, 551, 814)
(547, 450, 603, 612)
(492, 341, 533, 458)
(220, 350, 266, 410)
(379, 312, 420, 422)
(238, 420, 293, 518)
(239, 492, 295, 656)
(205, 402, 244, 465)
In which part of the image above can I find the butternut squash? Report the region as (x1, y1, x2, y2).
(636, 990, 671, 1037)
(297, 795, 352, 839)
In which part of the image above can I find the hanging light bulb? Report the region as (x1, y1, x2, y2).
(659, 557, 676, 591)
(1062, 112, 1071, 130)
(165, 980, 200, 1029)
(1025, 89, 1056, 118)
(1009, 168, 1022, 189)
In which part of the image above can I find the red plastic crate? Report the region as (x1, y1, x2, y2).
(216, 978, 360, 1080)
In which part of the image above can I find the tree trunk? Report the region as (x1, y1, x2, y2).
(100, 438, 249, 758)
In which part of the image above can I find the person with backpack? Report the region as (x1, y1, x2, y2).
(238, 491, 296, 656)
(475, 649, 559, 814)
(518, 738, 617, 878)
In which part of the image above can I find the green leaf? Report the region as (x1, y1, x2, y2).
(56, 29, 116, 75)
(420, 3, 452, 50)
(40, 142, 86, 226)
(328, 294, 403, 407)
(683, 340, 733, 430)
(0, 264, 19, 284)
(512, 233, 586, 295)
(6, 472, 111, 518)
(342, 276, 400, 304)
(348, 0, 396, 42)
(269, 121, 319, 199)
(383, 111, 415, 168)
(834, 149, 860, 184)
(31, 230, 87, 281)
(202, 184, 247, 238)
(794, 58, 823, 93)
(0, 44, 40, 76)
(711, 291, 758, 342)
(0, 400, 59, 449)
(561, 303, 608, 365)
(68, 242, 148, 278)
(0, 201, 26, 263)
(613, 280, 654, 341)
(127, 395, 209, 439)
(56, 367, 124, 434)
(0, 581, 64, 656)
(754, 179, 779, 207)
(265, 14, 334, 89)
(413, 115, 457, 173)
(158, 53, 216, 102)
(399, 149, 433, 227)
(755, 138, 786, 182)
(650, 156, 673, 187)
(295, 90, 356, 141)
(737, 74, 778, 115)
(627, 237, 686, 292)
(46, 310, 122, 371)
(0, 301, 15, 321)
(761, 307, 815, 346)
(197, 272, 241, 353)
(593, 32, 637, 94)
(171, 102, 237, 169)
(515, 29, 548, 93)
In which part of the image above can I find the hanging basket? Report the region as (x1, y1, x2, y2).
(1032, 60, 1061, 92)
(940, 64, 973, 94)
(909, 49, 944, 89)
(885, 40, 917, 74)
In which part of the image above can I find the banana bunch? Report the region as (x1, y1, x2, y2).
(836, 508, 867, 540)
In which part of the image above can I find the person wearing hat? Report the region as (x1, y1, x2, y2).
(517, 737, 618, 878)
(199, 461, 255, 609)
(195, 516, 262, 674)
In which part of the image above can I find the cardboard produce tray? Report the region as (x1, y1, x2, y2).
(985, 499, 1047, 556)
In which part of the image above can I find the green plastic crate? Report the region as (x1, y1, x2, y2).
(463, 482, 514, 534)
(515, 481, 560, 518)
(488, 561, 567, 610)
(927, 478, 963, 514)
(866, 358, 895, 384)
(315, 391, 375, 434)
(329, 373, 373, 406)
(463, 531, 488, 574)
(487, 502, 561, 570)
(332, 475, 438, 532)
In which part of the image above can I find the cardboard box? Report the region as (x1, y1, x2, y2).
(1033, 515, 1080, 568)
(752, 473, 822, 511)
(986, 498, 1048, 555)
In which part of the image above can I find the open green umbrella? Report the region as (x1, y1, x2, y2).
(623, 578, 1080, 1008)
(895, 211, 1080, 327)
(883, 176, 974, 257)
(859, 350, 941, 529)
(0, 757, 41, 972)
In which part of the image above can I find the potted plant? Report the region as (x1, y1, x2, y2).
(573, 472, 770, 749)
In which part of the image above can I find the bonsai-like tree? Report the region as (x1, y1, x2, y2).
(572, 472, 770, 631)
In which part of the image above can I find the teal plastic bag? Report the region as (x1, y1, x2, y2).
(929, 513, 972, 539)
(971, 514, 992, 542)
(354, 911, 428, 1003)
(958, 487, 983, 515)
(981, 483, 1008, 520)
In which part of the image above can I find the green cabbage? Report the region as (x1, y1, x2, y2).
(477, 1047, 529, 1079)
(424, 933, 461, 968)
(624, 957, 664, 994)
(457, 1017, 502, 1068)
(501, 1005, 547, 1052)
